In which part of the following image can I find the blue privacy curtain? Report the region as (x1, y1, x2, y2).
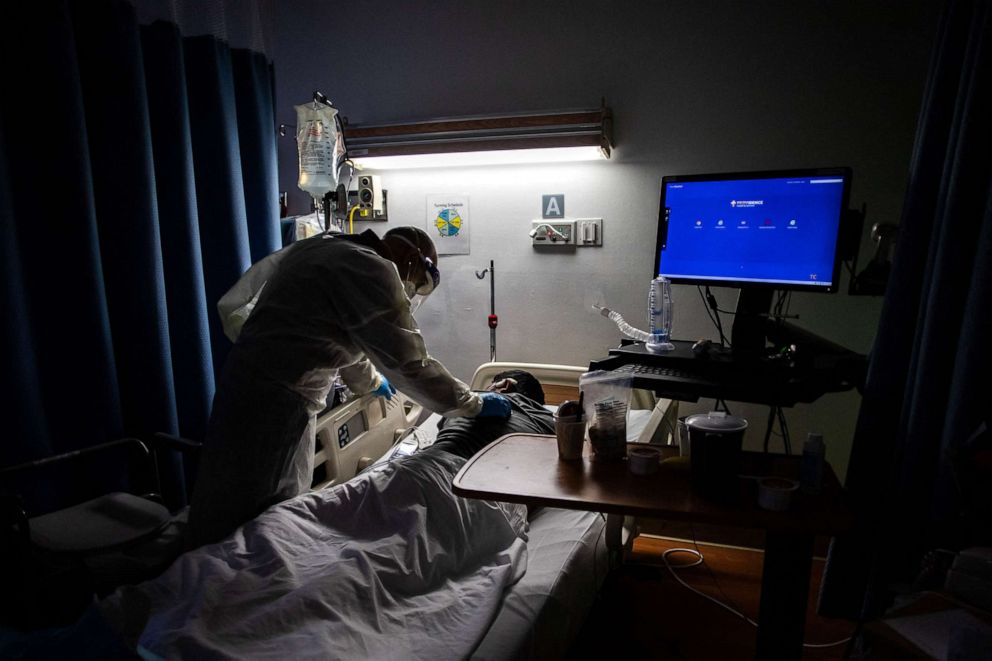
(0, 0, 278, 511)
(819, 0, 992, 619)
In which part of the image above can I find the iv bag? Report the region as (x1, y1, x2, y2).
(295, 102, 343, 201)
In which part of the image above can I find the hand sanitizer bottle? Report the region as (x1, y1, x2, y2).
(800, 432, 825, 495)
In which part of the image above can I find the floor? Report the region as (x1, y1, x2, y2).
(568, 530, 856, 660)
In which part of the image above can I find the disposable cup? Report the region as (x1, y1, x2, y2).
(554, 416, 586, 461)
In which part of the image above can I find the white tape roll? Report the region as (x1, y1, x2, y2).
(628, 447, 661, 475)
(757, 477, 799, 511)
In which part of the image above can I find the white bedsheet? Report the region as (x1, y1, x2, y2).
(99, 451, 529, 661)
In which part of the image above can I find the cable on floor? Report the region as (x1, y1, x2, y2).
(660, 547, 852, 649)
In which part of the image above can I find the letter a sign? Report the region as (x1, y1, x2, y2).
(542, 194, 564, 219)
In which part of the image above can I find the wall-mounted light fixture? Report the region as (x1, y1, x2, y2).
(342, 102, 613, 170)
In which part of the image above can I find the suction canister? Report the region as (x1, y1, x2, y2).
(685, 411, 748, 498)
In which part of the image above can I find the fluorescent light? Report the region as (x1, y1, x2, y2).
(342, 105, 613, 171)
(352, 145, 607, 170)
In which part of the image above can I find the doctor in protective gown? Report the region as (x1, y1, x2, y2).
(188, 226, 509, 547)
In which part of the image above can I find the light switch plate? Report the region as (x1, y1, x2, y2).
(576, 218, 603, 246)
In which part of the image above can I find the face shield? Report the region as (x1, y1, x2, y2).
(404, 256, 440, 313)
(391, 234, 440, 312)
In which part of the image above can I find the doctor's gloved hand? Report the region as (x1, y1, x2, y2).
(372, 376, 396, 401)
(477, 392, 511, 418)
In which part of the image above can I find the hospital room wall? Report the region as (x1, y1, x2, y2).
(271, 1, 940, 479)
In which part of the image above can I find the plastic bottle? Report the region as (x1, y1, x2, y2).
(646, 276, 675, 353)
(800, 432, 825, 495)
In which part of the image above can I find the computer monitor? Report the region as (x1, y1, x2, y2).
(655, 167, 852, 353)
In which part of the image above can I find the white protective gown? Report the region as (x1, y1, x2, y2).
(188, 231, 481, 547)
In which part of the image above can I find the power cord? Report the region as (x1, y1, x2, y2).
(662, 547, 757, 625)
(689, 523, 750, 620)
(842, 620, 865, 660)
(777, 405, 792, 455)
(697, 286, 719, 327)
(697, 286, 731, 346)
(658, 533, 853, 650)
(762, 405, 792, 454)
(771, 291, 802, 326)
(705, 287, 730, 346)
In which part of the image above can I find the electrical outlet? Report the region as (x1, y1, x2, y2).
(576, 218, 603, 246)
(531, 220, 576, 246)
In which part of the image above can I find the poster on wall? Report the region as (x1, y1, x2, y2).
(426, 194, 470, 255)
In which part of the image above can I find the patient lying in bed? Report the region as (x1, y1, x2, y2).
(88, 372, 555, 660)
(427, 369, 554, 460)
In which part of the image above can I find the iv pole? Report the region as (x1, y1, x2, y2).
(475, 261, 497, 362)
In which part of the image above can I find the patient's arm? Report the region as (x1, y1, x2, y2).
(428, 393, 554, 460)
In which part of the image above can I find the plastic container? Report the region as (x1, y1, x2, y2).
(579, 370, 633, 460)
(757, 477, 799, 511)
(554, 400, 586, 461)
(628, 447, 661, 475)
(800, 433, 825, 495)
(685, 411, 748, 497)
(647, 276, 675, 353)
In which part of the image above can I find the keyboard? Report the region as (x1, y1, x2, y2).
(616, 364, 707, 380)
(612, 362, 725, 398)
(592, 338, 859, 405)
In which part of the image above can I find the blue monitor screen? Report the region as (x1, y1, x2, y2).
(656, 168, 850, 292)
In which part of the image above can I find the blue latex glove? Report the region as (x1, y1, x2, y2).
(478, 392, 511, 418)
(372, 375, 396, 401)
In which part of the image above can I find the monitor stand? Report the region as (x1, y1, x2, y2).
(731, 288, 773, 356)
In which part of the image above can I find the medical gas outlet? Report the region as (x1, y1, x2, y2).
(530, 220, 575, 246)
(530, 219, 602, 246)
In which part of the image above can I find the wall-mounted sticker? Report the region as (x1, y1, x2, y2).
(542, 194, 564, 219)
(427, 194, 470, 255)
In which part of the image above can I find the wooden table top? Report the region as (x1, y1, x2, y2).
(452, 433, 852, 536)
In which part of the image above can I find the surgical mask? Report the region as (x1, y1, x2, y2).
(408, 292, 429, 314)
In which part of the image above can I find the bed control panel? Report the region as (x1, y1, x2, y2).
(312, 392, 422, 490)
(337, 410, 368, 449)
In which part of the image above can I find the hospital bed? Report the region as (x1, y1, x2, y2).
(92, 362, 675, 660)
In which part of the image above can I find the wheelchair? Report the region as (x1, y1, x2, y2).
(1, 433, 200, 630)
